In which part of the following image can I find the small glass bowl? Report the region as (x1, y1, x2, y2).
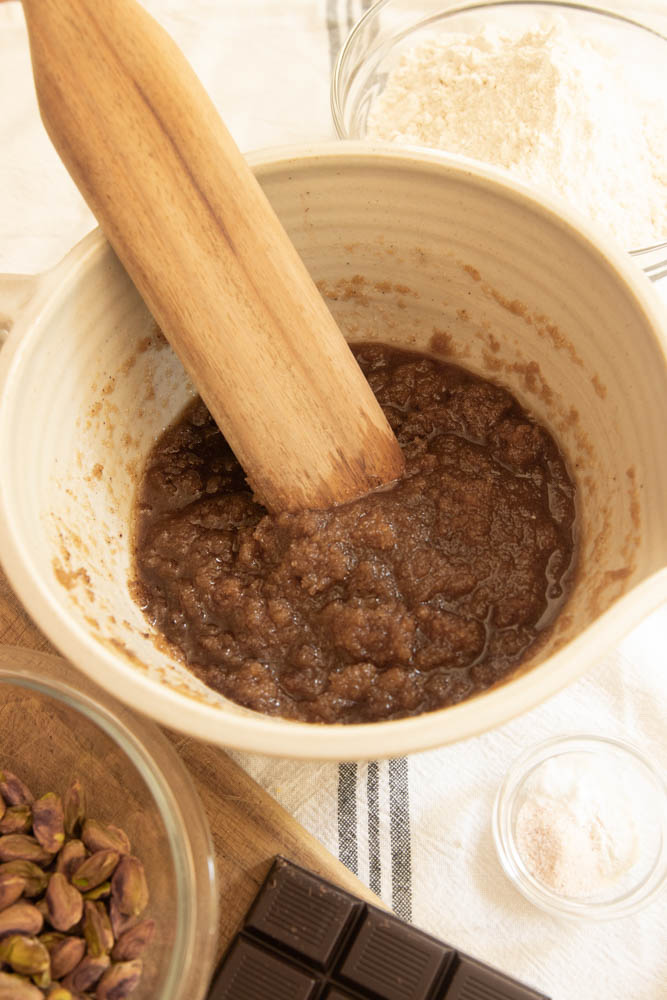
(0, 645, 218, 998)
(492, 734, 667, 919)
(331, 0, 667, 254)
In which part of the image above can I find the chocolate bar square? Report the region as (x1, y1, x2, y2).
(246, 857, 360, 969)
(338, 909, 454, 999)
(207, 858, 550, 1000)
(211, 937, 318, 1000)
(445, 956, 548, 1000)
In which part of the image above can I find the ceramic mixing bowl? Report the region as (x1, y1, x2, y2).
(1, 144, 666, 759)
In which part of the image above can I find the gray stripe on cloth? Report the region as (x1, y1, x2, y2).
(367, 761, 381, 896)
(337, 762, 358, 874)
(389, 757, 412, 921)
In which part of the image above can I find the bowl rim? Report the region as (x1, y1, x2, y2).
(330, 0, 667, 255)
(491, 733, 667, 919)
(1, 143, 667, 759)
(0, 645, 219, 998)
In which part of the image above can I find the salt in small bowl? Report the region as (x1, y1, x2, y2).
(492, 734, 667, 919)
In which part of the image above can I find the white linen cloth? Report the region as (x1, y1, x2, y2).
(0, 2, 665, 998)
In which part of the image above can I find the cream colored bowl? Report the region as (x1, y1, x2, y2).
(1, 144, 666, 759)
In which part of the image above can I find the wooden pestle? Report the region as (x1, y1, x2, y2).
(19, 0, 404, 513)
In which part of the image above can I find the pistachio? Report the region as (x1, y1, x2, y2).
(0, 864, 47, 901)
(45, 874, 83, 933)
(0, 774, 34, 809)
(82, 900, 113, 957)
(0, 970, 44, 999)
(48, 935, 86, 980)
(0, 776, 150, 1000)
(71, 851, 119, 893)
(31, 971, 51, 992)
(0, 874, 25, 913)
(0, 935, 50, 978)
(0, 837, 52, 866)
(62, 953, 110, 993)
(62, 781, 86, 839)
(55, 841, 86, 882)
(82, 881, 110, 902)
(111, 919, 155, 962)
(37, 930, 65, 950)
(0, 903, 43, 939)
(94, 959, 142, 1000)
(108, 899, 137, 940)
(110, 858, 148, 919)
(81, 820, 131, 856)
(31, 795, 64, 855)
(0, 808, 32, 837)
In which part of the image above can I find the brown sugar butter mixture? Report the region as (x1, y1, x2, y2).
(133, 343, 577, 723)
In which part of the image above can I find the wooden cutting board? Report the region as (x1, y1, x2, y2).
(0, 568, 381, 967)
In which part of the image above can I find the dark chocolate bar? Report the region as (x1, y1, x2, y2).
(208, 858, 550, 1000)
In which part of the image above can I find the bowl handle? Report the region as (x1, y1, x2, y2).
(0, 273, 43, 349)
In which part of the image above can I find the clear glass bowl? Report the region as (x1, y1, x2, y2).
(492, 734, 667, 919)
(331, 0, 667, 253)
(0, 645, 218, 999)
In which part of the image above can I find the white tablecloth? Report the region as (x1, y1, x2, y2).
(1, 2, 665, 998)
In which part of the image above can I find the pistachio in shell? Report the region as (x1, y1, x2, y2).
(111, 918, 155, 962)
(62, 953, 110, 993)
(0, 773, 34, 808)
(48, 935, 86, 980)
(0, 837, 52, 867)
(31, 794, 64, 855)
(0, 970, 44, 1000)
(81, 820, 131, 857)
(94, 958, 142, 1000)
(62, 781, 86, 839)
(71, 851, 119, 893)
(45, 874, 83, 933)
(0, 934, 50, 979)
(55, 840, 86, 881)
(83, 900, 114, 957)
(0, 864, 48, 900)
(110, 857, 148, 919)
(0, 903, 43, 939)
(0, 874, 25, 913)
(0, 807, 32, 837)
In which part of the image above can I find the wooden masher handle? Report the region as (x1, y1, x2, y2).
(20, 0, 404, 512)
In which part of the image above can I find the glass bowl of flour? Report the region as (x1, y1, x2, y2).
(331, 1, 667, 252)
(492, 734, 667, 919)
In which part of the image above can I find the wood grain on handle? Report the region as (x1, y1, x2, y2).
(19, 0, 404, 512)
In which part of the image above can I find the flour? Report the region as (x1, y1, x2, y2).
(365, 20, 667, 249)
(514, 753, 640, 899)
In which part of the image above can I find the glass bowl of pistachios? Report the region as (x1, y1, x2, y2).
(0, 646, 218, 1000)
